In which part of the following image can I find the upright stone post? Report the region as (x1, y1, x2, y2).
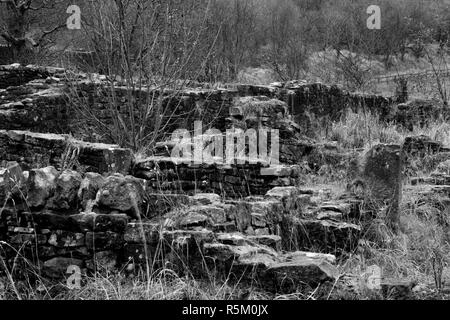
(362, 144, 404, 231)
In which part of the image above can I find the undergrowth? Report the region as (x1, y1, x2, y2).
(322, 109, 450, 150)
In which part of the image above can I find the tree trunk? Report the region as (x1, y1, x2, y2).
(2, 2, 32, 62)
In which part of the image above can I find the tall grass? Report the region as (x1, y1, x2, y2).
(327, 110, 402, 149)
(325, 109, 450, 150)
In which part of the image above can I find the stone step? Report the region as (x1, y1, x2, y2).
(2, 158, 364, 257)
(123, 223, 339, 292)
(142, 188, 363, 254)
(144, 192, 362, 256)
(202, 242, 338, 292)
(286, 218, 361, 255)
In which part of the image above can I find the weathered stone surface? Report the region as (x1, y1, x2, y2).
(266, 186, 298, 199)
(47, 170, 82, 210)
(203, 242, 338, 289)
(95, 174, 145, 218)
(251, 213, 268, 227)
(9, 233, 47, 245)
(124, 222, 161, 244)
(403, 135, 445, 157)
(72, 140, 133, 174)
(224, 201, 252, 232)
(23, 212, 79, 231)
(179, 213, 208, 228)
(0, 131, 67, 170)
(162, 229, 215, 246)
(190, 193, 222, 205)
(223, 199, 284, 233)
(0, 64, 55, 89)
(10, 227, 35, 234)
(282, 251, 336, 264)
(85, 231, 124, 250)
(247, 235, 282, 251)
(71, 212, 128, 233)
(0, 130, 133, 174)
(362, 144, 404, 230)
(78, 172, 105, 210)
(135, 156, 300, 198)
(203, 242, 277, 262)
(37, 246, 90, 259)
(319, 201, 352, 216)
(255, 228, 270, 236)
(260, 165, 301, 178)
(295, 219, 361, 254)
(266, 253, 338, 290)
(26, 166, 59, 208)
(145, 193, 190, 218)
(210, 222, 235, 233)
(316, 210, 343, 221)
(265, 187, 301, 211)
(217, 233, 248, 246)
(393, 96, 448, 127)
(48, 230, 85, 248)
(173, 205, 228, 229)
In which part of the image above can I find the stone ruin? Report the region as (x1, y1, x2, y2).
(0, 63, 435, 296)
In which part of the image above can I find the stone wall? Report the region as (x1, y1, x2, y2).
(272, 82, 394, 131)
(64, 81, 398, 141)
(0, 129, 303, 198)
(133, 157, 301, 198)
(2, 64, 445, 145)
(0, 64, 409, 293)
(0, 64, 63, 89)
(0, 130, 133, 174)
(1, 163, 363, 292)
(0, 64, 399, 145)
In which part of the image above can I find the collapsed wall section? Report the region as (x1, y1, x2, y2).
(0, 162, 362, 291)
(0, 64, 399, 146)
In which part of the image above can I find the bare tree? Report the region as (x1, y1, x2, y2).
(263, 0, 312, 81)
(66, 0, 220, 152)
(0, 0, 70, 63)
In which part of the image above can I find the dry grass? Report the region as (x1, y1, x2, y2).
(337, 191, 450, 298)
(327, 110, 402, 149)
(5, 86, 450, 301)
(323, 109, 450, 150)
(2, 181, 450, 300)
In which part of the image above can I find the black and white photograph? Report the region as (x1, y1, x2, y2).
(0, 0, 450, 306)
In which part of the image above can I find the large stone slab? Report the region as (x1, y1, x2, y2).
(95, 174, 145, 218)
(362, 144, 404, 230)
(294, 219, 361, 254)
(0, 130, 133, 174)
(203, 242, 338, 291)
